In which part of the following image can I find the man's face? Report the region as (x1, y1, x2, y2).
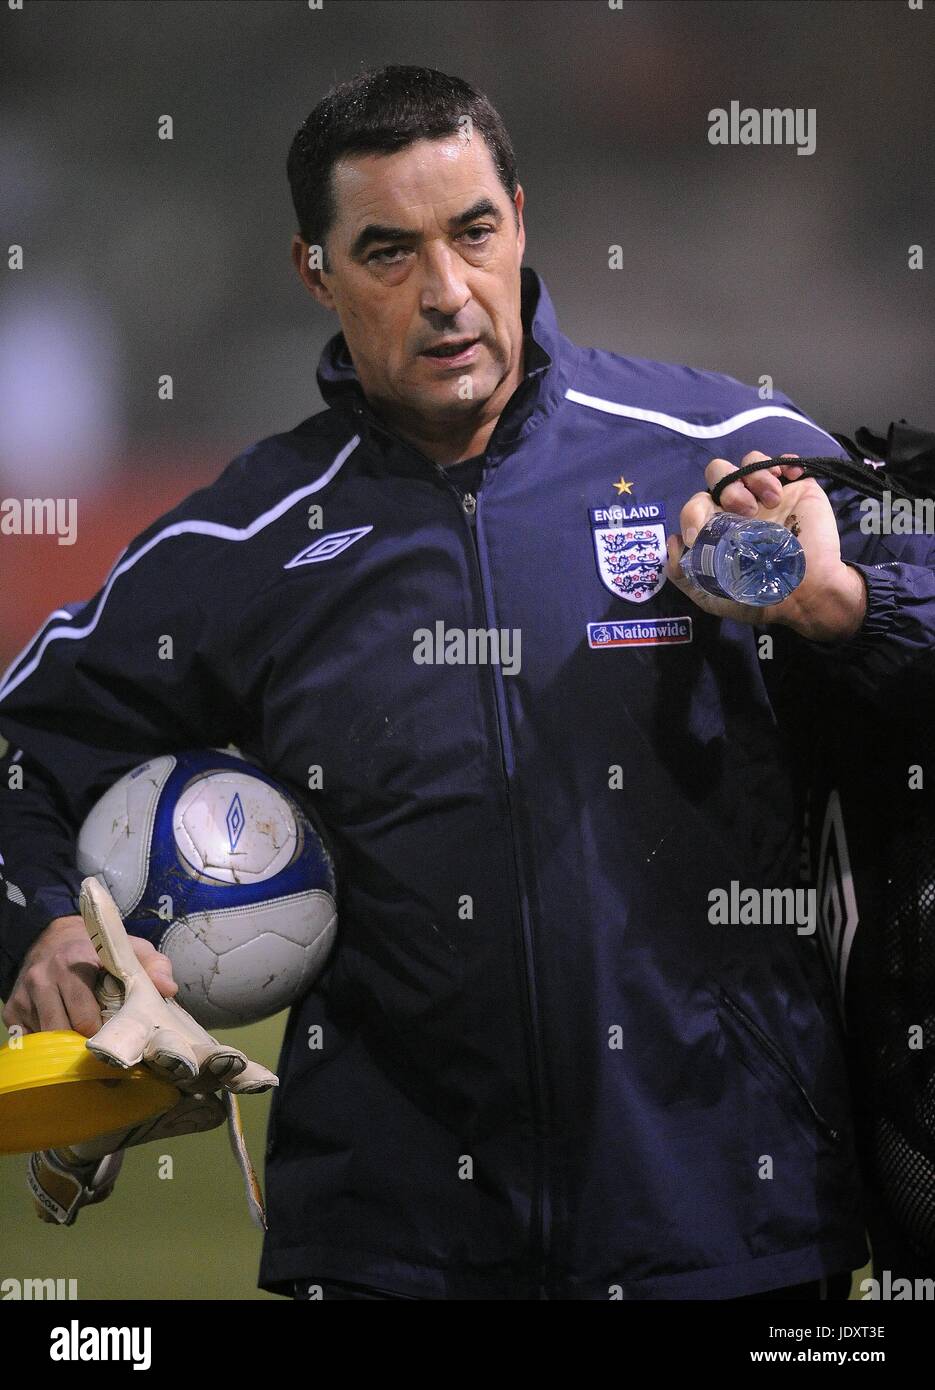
(294, 134, 525, 433)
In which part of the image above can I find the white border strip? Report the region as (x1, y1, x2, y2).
(0, 601, 95, 706)
(564, 388, 841, 446)
(0, 435, 360, 703)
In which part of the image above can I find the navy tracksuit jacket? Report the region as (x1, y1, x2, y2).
(2, 266, 934, 1299)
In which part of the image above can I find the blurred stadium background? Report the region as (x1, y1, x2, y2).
(1, 0, 932, 1299)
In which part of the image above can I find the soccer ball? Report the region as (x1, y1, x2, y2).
(76, 748, 337, 1028)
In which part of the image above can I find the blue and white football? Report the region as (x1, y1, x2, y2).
(76, 748, 337, 1028)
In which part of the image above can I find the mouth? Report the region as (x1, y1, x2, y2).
(419, 337, 481, 366)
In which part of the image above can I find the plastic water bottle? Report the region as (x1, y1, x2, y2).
(679, 514, 805, 605)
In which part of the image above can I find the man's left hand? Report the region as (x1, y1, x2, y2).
(665, 451, 868, 641)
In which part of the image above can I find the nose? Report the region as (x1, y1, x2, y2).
(419, 244, 470, 319)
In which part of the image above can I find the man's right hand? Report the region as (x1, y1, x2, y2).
(1, 915, 177, 1037)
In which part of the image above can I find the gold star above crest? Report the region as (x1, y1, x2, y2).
(612, 476, 634, 495)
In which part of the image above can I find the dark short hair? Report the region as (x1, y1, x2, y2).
(287, 65, 519, 271)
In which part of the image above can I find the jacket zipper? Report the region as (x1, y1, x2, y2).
(353, 405, 552, 1293)
(450, 481, 551, 1294)
(468, 484, 552, 1297)
(719, 988, 841, 1144)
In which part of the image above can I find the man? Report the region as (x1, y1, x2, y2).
(776, 415, 935, 1288)
(803, 656, 935, 1291)
(1, 64, 934, 1300)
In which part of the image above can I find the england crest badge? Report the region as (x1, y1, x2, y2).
(589, 502, 668, 603)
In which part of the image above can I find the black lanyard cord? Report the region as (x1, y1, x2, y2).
(708, 455, 922, 508)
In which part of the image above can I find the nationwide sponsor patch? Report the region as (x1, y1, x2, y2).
(587, 617, 693, 648)
(590, 502, 667, 603)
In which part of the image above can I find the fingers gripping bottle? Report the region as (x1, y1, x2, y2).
(679, 514, 805, 606)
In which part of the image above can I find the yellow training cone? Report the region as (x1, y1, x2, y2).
(0, 1030, 180, 1154)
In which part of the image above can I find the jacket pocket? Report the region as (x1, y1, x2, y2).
(716, 986, 841, 1147)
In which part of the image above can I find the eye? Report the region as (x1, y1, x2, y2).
(368, 246, 408, 265)
(367, 226, 493, 265)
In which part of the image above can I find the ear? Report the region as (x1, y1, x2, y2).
(291, 235, 336, 311)
(513, 185, 526, 263)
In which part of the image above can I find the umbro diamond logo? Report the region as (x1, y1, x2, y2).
(284, 526, 373, 568)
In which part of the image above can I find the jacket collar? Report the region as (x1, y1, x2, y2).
(314, 266, 576, 467)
